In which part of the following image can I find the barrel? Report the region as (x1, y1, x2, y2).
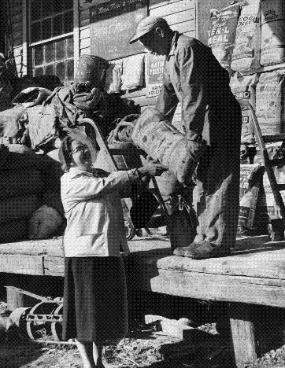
(74, 55, 109, 89)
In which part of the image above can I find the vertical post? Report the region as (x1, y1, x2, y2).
(73, 0, 80, 79)
(22, 0, 28, 76)
(229, 303, 257, 368)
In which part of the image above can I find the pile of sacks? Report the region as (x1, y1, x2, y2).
(0, 144, 64, 243)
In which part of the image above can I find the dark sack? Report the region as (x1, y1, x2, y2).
(169, 196, 198, 249)
(130, 190, 159, 229)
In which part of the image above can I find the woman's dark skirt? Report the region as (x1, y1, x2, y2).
(62, 256, 128, 343)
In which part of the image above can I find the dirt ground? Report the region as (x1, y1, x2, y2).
(1, 295, 285, 368)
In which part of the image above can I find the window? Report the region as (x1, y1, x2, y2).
(29, 0, 74, 85)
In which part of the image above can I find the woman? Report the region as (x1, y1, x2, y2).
(59, 130, 166, 368)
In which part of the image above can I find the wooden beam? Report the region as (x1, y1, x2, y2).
(0, 254, 43, 275)
(128, 265, 285, 308)
(229, 303, 257, 368)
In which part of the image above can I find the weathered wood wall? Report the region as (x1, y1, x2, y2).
(8, 0, 24, 77)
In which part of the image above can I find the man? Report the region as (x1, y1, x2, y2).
(129, 16, 242, 259)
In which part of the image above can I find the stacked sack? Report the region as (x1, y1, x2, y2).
(207, 0, 285, 162)
(0, 144, 64, 243)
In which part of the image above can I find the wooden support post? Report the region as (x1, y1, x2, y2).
(229, 303, 257, 368)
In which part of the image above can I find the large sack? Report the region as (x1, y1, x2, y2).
(230, 73, 259, 143)
(104, 61, 123, 93)
(256, 70, 285, 135)
(0, 169, 43, 199)
(12, 87, 52, 108)
(260, 0, 285, 66)
(0, 218, 27, 243)
(42, 191, 64, 217)
(131, 108, 205, 184)
(231, 0, 261, 73)
(121, 54, 145, 91)
(0, 195, 40, 224)
(28, 205, 63, 240)
(26, 104, 57, 149)
(0, 105, 26, 140)
(208, 2, 241, 74)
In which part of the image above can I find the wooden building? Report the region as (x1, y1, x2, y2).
(2, 0, 230, 118)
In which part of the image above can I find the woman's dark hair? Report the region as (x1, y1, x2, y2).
(59, 136, 74, 172)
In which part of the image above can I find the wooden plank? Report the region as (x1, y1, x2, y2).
(184, 30, 196, 38)
(164, 9, 195, 25)
(129, 266, 285, 308)
(0, 254, 43, 275)
(80, 27, 90, 40)
(13, 46, 22, 57)
(171, 20, 195, 34)
(80, 38, 90, 50)
(0, 238, 63, 256)
(44, 256, 64, 277)
(150, 0, 189, 9)
(80, 47, 90, 55)
(150, 0, 194, 17)
(230, 303, 257, 368)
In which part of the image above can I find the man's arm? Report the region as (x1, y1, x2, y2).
(155, 67, 179, 123)
(178, 44, 208, 143)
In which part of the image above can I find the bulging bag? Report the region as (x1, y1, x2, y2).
(231, 0, 261, 73)
(208, 2, 241, 74)
(131, 108, 206, 184)
(28, 205, 63, 240)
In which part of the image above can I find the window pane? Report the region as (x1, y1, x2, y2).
(42, 0, 53, 17)
(53, 0, 63, 14)
(45, 43, 54, 63)
(53, 15, 63, 36)
(55, 39, 66, 60)
(42, 18, 52, 40)
(64, 0, 73, 10)
(31, 0, 41, 21)
(64, 11, 73, 33)
(56, 62, 66, 82)
(66, 37, 74, 58)
(34, 45, 44, 66)
(31, 22, 41, 43)
(67, 59, 74, 80)
(45, 64, 55, 75)
(35, 67, 44, 76)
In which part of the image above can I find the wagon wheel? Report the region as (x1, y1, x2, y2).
(51, 303, 63, 341)
(26, 302, 58, 340)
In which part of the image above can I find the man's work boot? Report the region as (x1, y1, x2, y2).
(173, 242, 200, 256)
(183, 241, 231, 259)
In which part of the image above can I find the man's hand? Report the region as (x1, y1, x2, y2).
(138, 157, 167, 177)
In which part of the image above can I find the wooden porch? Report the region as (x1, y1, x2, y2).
(0, 235, 285, 367)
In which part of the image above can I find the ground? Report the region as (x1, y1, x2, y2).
(1, 298, 285, 368)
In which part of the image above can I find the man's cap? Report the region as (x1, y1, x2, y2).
(129, 16, 168, 44)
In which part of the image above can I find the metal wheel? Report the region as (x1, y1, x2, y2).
(51, 303, 63, 341)
(26, 302, 59, 340)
